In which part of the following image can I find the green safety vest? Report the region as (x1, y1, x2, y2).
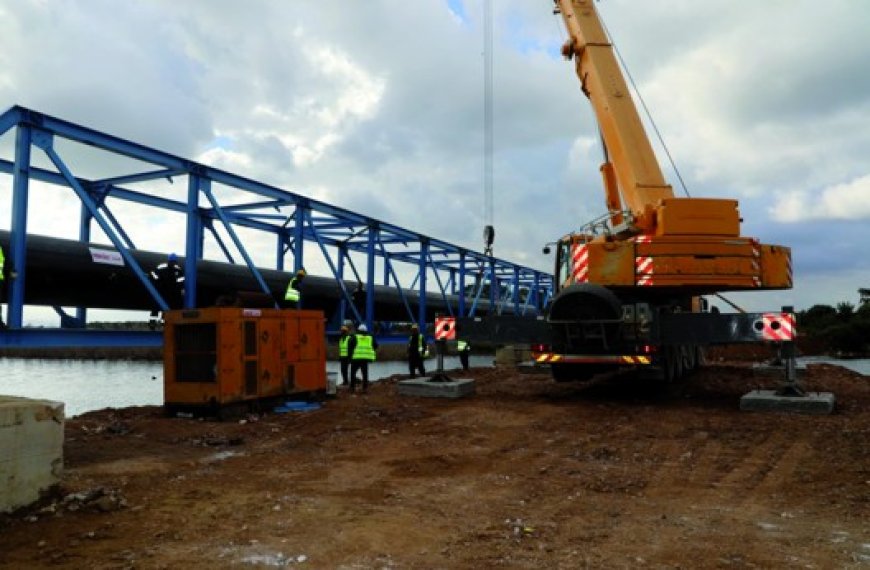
(0, 245, 4, 281)
(410, 334, 429, 357)
(353, 334, 376, 361)
(338, 336, 349, 358)
(458, 340, 470, 352)
(284, 277, 301, 302)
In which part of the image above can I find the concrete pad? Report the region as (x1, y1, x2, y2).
(397, 378, 475, 399)
(0, 396, 65, 513)
(740, 389, 836, 415)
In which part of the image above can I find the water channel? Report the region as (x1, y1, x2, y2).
(0, 355, 496, 417)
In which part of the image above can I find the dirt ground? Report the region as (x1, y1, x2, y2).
(1, 359, 868, 569)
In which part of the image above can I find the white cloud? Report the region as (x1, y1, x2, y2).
(1, 0, 869, 323)
(772, 175, 870, 222)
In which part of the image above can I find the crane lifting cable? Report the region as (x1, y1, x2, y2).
(483, 0, 495, 256)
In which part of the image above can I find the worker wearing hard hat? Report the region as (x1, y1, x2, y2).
(149, 252, 185, 329)
(348, 323, 378, 393)
(284, 268, 306, 309)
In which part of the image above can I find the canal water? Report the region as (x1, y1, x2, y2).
(0, 355, 495, 418)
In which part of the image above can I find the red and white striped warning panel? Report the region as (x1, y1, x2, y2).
(571, 243, 589, 283)
(758, 313, 796, 341)
(635, 256, 654, 286)
(434, 316, 456, 340)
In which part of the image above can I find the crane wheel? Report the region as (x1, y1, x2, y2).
(548, 283, 622, 321)
(548, 283, 622, 353)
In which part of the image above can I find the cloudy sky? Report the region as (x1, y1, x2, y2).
(1, 0, 868, 322)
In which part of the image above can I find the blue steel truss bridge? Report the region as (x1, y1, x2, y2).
(0, 106, 553, 348)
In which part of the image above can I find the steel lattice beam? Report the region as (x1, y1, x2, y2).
(0, 105, 554, 347)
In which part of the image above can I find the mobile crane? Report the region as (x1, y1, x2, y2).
(458, 0, 795, 383)
(542, 0, 793, 381)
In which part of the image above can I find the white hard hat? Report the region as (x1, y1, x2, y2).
(358, 324, 368, 332)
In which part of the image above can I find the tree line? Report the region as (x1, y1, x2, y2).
(797, 302, 870, 355)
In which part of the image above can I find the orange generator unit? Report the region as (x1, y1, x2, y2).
(162, 307, 326, 416)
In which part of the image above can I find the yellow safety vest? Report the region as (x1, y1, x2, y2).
(353, 334, 376, 361)
(458, 340, 469, 352)
(410, 334, 424, 351)
(284, 277, 301, 302)
(0, 245, 4, 281)
(338, 336, 349, 358)
(410, 334, 429, 358)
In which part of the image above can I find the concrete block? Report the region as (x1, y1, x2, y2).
(397, 378, 475, 399)
(495, 345, 531, 367)
(0, 396, 65, 513)
(740, 389, 836, 415)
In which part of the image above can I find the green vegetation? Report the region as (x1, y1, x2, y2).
(797, 302, 870, 355)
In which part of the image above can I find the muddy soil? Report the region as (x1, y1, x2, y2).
(1, 362, 868, 569)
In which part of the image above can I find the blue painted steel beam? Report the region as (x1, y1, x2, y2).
(0, 106, 554, 340)
(92, 168, 186, 188)
(200, 180, 276, 306)
(0, 106, 24, 138)
(34, 130, 171, 312)
(185, 175, 202, 307)
(8, 125, 32, 328)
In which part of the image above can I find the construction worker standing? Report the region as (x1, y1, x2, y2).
(149, 253, 185, 329)
(407, 323, 428, 378)
(457, 338, 471, 371)
(348, 323, 377, 393)
(338, 325, 351, 386)
(284, 268, 306, 309)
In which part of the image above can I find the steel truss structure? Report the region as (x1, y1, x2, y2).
(0, 106, 553, 347)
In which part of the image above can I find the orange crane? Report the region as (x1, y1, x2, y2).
(526, 0, 794, 381)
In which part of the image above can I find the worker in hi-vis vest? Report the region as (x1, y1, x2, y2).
(407, 323, 428, 378)
(338, 325, 351, 386)
(457, 339, 471, 371)
(284, 268, 306, 308)
(348, 323, 377, 393)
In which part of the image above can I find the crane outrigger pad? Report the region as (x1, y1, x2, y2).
(739, 390, 835, 415)
(396, 378, 475, 399)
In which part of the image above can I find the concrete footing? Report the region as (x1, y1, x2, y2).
(0, 396, 65, 513)
(397, 378, 475, 399)
(740, 389, 836, 415)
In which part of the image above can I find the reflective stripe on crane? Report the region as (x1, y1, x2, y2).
(533, 353, 652, 365)
(750, 238, 762, 287)
(635, 256, 654, 286)
(571, 243, 589, 283)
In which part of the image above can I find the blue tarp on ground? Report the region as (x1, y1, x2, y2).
(273, 401, 322, 413)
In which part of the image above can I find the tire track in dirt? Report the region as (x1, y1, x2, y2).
(641, 429, 799, 503)
(713, 431, 792, 495)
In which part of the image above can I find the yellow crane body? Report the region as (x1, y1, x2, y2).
(554, 0, 792, 296)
